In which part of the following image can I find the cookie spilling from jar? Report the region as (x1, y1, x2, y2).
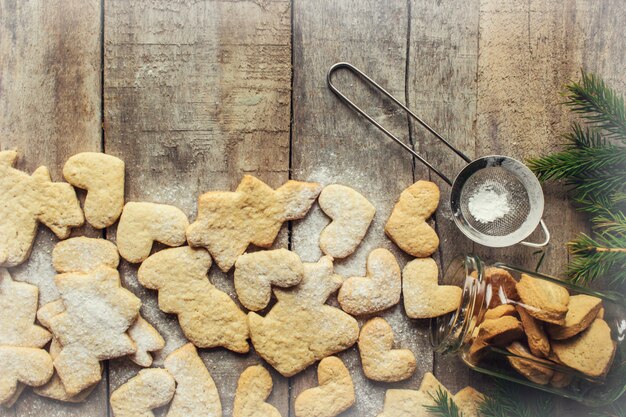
(466, 268, 616, 388)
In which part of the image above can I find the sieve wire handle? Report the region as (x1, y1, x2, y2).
(519, 219, 551, 247)
(327, 62, 472, 186)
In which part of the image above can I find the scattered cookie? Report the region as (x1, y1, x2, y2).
(0, 150, 83, 267)
(63, 152, 125, 229)
(552, 319, 616, 378)
(484, 267, 519, 308)
(234, 249, 304, 311)
(0, 346, 54, 405)
(48, 267, 141, 395)
(358, 317, 416, 382)
(294, 356, 355, 417)
(117, 202, 189, 263)
(0, 269, 51, 348)
(233, 365, 281, 417)
(484, 304, 517, 320)
(376, 373, 449, 417)
(33, 338, 99, 403)
(249, 256, 359, 377)
(516, 274, 569, 325)
(2, 384, 25, 408)
(477, 316, 524, 347)
(36, 299, 66, 330)
(138, 246, 249, 353)
(402, 258, 462, 319)
(506, 342, 554, 385)
(110, 368, 175, 417)
(546, 294, 603, 340)
(164, 343, 222, 417)
(453, 387, 485, 417)
(187, 175, 322, 272)
(52, 237, 119, 273)
(384, 180, 439, 258)
(318, 184, 375, 258)
(516, 306, 550, 358)
(338, 248, 401, 316)
(128, 315, 165, 368)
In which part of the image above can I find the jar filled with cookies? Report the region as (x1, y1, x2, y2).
(430, 255, 626, 406)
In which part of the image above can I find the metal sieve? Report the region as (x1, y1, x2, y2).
(327, 62, 550, 248)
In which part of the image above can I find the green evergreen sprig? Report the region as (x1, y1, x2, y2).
(527, 71, 626, 287)
(478, 379, 556, 417)
(426, 388, 463, 417)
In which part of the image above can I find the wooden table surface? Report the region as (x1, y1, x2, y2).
(1, 0, 624, 416)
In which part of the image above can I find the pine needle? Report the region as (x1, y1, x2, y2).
(425, 388, 463, 417)
(564, 71, 626, 140)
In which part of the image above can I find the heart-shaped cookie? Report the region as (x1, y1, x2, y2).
(294, 356, 355, 417)
(318, 184, 376, 259)
(384, 180, 439, 258)
(338, 248, 401, 316)
(402, 258, 462, 319)
(233, 365, 281, 417)
(552, 319, 616, 378)
(358, 318, 416, 382)
(234, 248, 304, 311)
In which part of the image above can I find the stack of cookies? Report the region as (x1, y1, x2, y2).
(467, 268, 616, 387)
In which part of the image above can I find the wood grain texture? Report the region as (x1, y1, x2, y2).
(291, 1, 432, 416)
(0, 0, 107, 415)
(103, 0, 292, 415)
(407, 0, 480, 393)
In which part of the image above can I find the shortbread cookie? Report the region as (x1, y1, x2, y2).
(138, 246, 249, 353)
(234, 249, 304, 311)
(33, 338, 98, 403)
(552, 319, 616, 378)
(294, 356, 355, 417)
(549, 371, 574, 388)
(384, 180, 439, 258)
(453, 387, 485, 417)
(128, 315, 165, 368)
(506, 342, 554, 385)
(249, 256, 359, 377)
(484, 267, 519, 307)
(376, 373, 449, 417)
(233, 365, 281, 417)
(0, 269, 51, 348)
(49, 267, 141, 395)
(63, 152, 125, 229)
(484, 304, 517, 320)
(110, 368, 176, 417)
(0, 150, 83, 267)
(516, 306, 550, 358)
(546, 294, 602, 340)
(358, 318, 416, 382)
(164, 343, 221, 417)
(117, 202, 189, 263)
(516, 274, 569, 325)
(402, 258, 462, 319)
(36, 299, 66, 330)
(187, 175, 321, 271)
(52, 237, 119, 273)
(338, 248, 401, 316)
(0, 346, 53, 405)
(2, 384, 25, 408)
(318, 184, 375, 258)
(477, 316, 524, 346)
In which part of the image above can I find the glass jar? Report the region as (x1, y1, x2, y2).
(430, 255, 626, 406)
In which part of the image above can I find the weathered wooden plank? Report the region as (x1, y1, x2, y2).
(407, 0, 480, 393)
(0, 0, 107, 415)
(104, 0, 292, 415)
(290, 1, 432, 415)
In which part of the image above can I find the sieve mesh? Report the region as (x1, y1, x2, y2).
(459, 167, 530, 237)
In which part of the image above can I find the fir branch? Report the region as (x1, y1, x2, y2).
(478, 379, 556, 417)
(425, 388, 463, 417)
(564, 71, 626, 140)
(588, 402, 626, 417)
(568, 233, 626, 286)
(527, 145, 626, 182)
